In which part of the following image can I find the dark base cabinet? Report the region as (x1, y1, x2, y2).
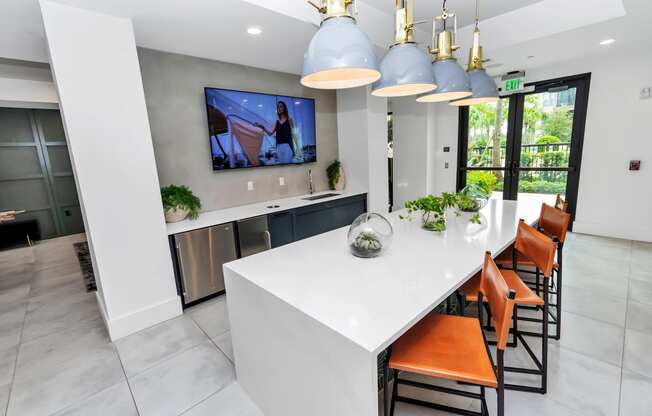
(268, 194, 367, 248)
(268, 210, 295, 248)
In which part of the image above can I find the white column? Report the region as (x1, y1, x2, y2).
(39, 0, 181, 340)
(391, 97, 439, 208)
(337, 86, 389, 214)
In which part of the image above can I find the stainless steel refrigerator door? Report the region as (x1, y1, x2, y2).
(175, 224, 238, 304)
(237, 215, 271, 258)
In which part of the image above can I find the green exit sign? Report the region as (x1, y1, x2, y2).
(504, 78, 524, 92)
(501, 72, 526, 94)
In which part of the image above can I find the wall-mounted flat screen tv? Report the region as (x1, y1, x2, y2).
(204, 87, 317, 171)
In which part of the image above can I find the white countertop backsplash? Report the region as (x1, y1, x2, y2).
(166, 189, 367, 235)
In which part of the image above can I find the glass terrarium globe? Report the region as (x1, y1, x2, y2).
(347, 213, 393, 258)
(458, 184, 490, 212)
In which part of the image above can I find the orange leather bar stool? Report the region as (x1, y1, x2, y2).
(384, 253, 516, 416)
(495, 204, 570, 341)
(459, 220, 557, 394)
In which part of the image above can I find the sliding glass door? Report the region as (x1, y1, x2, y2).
(458, 73, 591, 224)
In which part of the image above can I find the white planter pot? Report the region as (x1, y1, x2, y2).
(165, 207, 189, 223)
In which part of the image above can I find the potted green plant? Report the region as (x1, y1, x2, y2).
(161, 185, 201, 223)
(401, 194, 455, 232)
(402, 192, 482, 231)
(326, 160, 345, 191)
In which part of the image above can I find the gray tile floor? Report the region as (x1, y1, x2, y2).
(0, 234, 260, 416)
(0, 232, 650, 415)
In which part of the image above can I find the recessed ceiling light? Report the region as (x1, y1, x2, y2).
(247, 27, 262, 36)
(600, 39, 615, 45)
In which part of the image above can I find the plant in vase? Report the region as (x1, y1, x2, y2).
(161, 185, 201, 223)
(401, 195, 455, 232)
(455, 184, 490, 213)
(401, 192, 485, 231)
(326, 160, 344, 191)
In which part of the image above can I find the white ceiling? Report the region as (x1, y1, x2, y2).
(0, 0, 650, 80)
(365, 0, 544, 28)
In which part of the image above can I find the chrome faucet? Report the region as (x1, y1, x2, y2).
(308, 169, 314, 194)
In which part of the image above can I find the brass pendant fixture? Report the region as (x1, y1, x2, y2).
(450, 0, 499, 106)
(371, 0, 436, 98)
(301, 0, 380, 90)
(416, 1, 472, 103)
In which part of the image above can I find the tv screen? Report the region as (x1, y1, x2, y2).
(204, 87, 317, 171)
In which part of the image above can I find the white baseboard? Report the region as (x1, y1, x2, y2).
(99, 295, 183, 341)
(573, 220, 652, 243)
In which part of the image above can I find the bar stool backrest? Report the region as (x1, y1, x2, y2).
(539, 203, 571, 243)
(480, 252, 516, 351)
(514, 220, 557, 278)
(555, 194, 569, 212)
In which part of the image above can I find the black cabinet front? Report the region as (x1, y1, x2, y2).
(268, 210, 295, 248)
(270, 194, 367, 246)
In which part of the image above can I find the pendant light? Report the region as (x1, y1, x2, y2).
(416, 1, 472, 103)
(371, 0, 436, 97)
(450, 0, 499, 107)
(301, 0, 380, 90)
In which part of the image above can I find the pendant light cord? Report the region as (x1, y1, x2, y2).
(442, 0, 447, 30)
(475, 0, 480, 29)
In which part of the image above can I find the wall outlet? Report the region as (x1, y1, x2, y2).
(279, 177, 285, 186)
(444, 162, 449, 169)
(247, 181, 254, 191)
(641, 87, 651, 100)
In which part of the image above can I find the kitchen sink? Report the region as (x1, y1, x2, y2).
(302, 193, 340, 201)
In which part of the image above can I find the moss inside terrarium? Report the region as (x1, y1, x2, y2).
(350, 231, 383, 258)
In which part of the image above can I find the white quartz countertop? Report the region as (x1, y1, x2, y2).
(166, 190, 367, 235)
(224, 194, 554, 354)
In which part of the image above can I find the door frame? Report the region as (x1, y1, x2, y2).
(457, 72, 591, 225)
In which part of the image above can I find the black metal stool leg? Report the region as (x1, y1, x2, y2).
(542, 277, 549, 394)
(383, 350, 390, 416)
(456, 292, 466, 317)
(555, 247, 563, 340)
(512, 303, 518, 348)
(389, 370, 398, 416)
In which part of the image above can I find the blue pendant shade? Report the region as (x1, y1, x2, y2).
(301, 17, 380, 90)
(371, 43, 436, 97)
(450, 69, 498, 106)
(416, 58, 472, 103)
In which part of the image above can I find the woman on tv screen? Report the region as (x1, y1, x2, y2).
(255, 101, 295, 164)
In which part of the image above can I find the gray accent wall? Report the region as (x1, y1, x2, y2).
(137, 48, 339, 212)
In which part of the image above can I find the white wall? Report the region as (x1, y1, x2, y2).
(428, 44, 652, 242)
(525, 44, 652, 242)
(391, 98, 440, 209)
(0, 77, 58, 108)
(0, 58, 58, 108)
(40, 0, 182, 340)
(337, 87, 389, 213)
(138, 47, 338, 211)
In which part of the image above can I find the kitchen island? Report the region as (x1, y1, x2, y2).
(223, 195, 553, 416)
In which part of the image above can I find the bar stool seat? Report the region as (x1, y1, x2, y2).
(461, 269, 544, 307)
(390, 314, 497, 388)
